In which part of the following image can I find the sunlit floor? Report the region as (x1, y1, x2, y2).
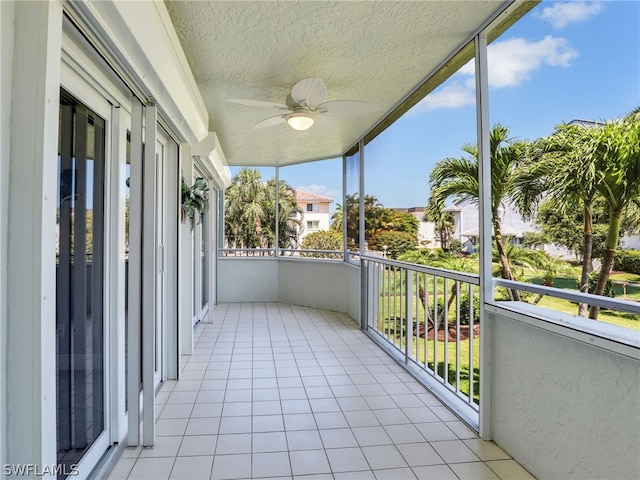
(108, 303, 534, 480)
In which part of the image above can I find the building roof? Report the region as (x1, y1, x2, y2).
(294, 189, 334, 203)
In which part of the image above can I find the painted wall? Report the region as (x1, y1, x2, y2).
(218, 258, 279, 303)
(489, 310, 640, 479)
(218, 258, 359, 322)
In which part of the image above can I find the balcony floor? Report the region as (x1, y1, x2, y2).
(108, 303, 534, 480)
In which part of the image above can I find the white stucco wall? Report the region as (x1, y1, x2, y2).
(489, 308, 640, 480)
(218, 258, 279, 303)
(218, 258, 359, 323)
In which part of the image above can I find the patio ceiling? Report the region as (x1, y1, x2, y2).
(164, 1, 533, 167)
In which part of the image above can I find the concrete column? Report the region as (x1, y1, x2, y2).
(5, 0, 63, 474)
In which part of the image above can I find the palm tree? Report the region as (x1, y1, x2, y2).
(428, 124, 533, 301)
(224, 168, 268, 251)
(263, 178, 303, 249)
(524, 124, 600, 316)
(586, 108, 640, 319)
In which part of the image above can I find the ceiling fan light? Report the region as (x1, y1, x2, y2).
(286, 113, 314, 131)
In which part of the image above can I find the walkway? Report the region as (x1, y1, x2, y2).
(108, 303, 534, 479)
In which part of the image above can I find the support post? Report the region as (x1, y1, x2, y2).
(127, 98, 143, 447)
(142, 103, 157, 447)
(475, 33, 493, 440)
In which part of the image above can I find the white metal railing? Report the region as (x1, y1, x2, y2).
(219, 248, 346, 260)
(361, 255, 481, 426)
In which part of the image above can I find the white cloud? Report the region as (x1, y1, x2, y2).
(415, 82, 476, 112)
(416, 35, 577, 112)
(484, 35, 578, 88)
(295, 184, 340, 199)
(538, 1, 604, 29)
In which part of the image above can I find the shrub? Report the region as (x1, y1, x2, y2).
(369, 230, 417, 259)
(448, 238, 462, 253)
(587, 270, 615, 298)
(300, 230, 342, 258)
(459, 295, 480, 325)
(613, 249, 640, 275)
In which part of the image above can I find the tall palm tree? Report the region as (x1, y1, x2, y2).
(586, 108, 640, 318)
(262, 178, 303, 249)
(516, 126, 600, 316)
(224, 168, 268, 250)
(428, 124, 533, 301)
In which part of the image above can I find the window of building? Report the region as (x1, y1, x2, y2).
(307, 203, 319, 212)
(307, 220, 320, 230)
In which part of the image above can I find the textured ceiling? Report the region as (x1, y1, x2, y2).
(165, 1, 511, 166)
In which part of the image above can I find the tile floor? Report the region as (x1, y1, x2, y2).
(108, 303, 534, 480)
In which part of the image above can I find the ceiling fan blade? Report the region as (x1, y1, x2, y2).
(253, 115, 286, 129)
(227, 98, 289, 109)
(311, 115, 335, 134)
(318, 100, 381, 117)
(291, 77, 326, 107)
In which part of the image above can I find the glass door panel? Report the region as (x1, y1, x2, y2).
(56, 90, 106, 475)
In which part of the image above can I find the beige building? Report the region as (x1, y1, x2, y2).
(295, 190, 333, 244)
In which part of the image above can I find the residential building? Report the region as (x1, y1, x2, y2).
(393, 207, 439, 247)
(294, 190, 333, 245)
(1, 2, 637, 480)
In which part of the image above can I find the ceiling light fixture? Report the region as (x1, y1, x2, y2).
(286, 112, 315, 131)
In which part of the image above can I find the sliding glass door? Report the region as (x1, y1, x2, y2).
(56, 90, 106, 474)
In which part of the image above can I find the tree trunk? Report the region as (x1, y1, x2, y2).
(578, 203, 593, 317)
(589, 211, 621, 320)
(494, 220, 521, 302)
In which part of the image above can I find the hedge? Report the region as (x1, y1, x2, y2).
(614, 249, 640, 275)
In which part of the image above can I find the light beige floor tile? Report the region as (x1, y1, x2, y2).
(211, 453, 252, 480)
(139, 436, 182, 458)
(373, 467, 417, 480)
(326, 447, 370, 472)
(252, 451, 291, 477)
(185, 417, 220, 436)
(253, 414, 285, 432)
(169, 455, 213, 479)
(252, 431, 288, 453)
(128, 457, 175, 480)
(286, 429, 324, 451)
(155, 419, 188, 437)
(289, 449, 331, 475)
(396, 442, 444, 467)
(334, 471, 375, 480)
(361, 445, 408, 470)
(411, 464, 458, 479)
(107, 458, 136, 479)
(464, 439, 511, 461)
(431, 439, 481, 464)
(486, 459, 537, 480)
(314, 411, 348, 429)
(414, 422, 458, 442)
(352, 426, 392, 446)
(215, 433, 252, 455)
(177, 435, 217, 456)
(450, 461, 500, 479)
(383, 424, 425, 444)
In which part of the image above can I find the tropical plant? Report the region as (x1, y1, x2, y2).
(224, 168, 302, 251)
(585, 108, 640, 319)
(368, 230, 417, 259)
(427, 124, 535, 301)
(181, 177, 210, 231)
(300, 230, 342, 258)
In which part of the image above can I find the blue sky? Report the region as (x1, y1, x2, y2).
(231, 0, 640, 212)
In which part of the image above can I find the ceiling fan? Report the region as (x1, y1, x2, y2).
(226, 77, 380, 132)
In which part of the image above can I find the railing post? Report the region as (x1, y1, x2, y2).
(360, 258, 368, 330)
(405, 269, 413, 364)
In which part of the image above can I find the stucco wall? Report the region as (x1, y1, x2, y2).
(217, 257, 279, 303)
(489, 310, 640, 480)
(217, 258, 359, 323)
